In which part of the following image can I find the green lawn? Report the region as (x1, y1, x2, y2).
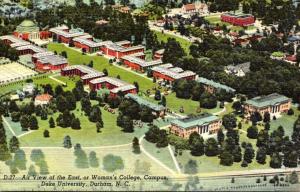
(19, 101, 148, 147)
(0, 74, 62, 97)
(142, 139, 177, 172)
(141, 92, 222, 115)
(153, 31, 192, 55)
(175, 146, 270, 174)
(48, 43, 156, 92)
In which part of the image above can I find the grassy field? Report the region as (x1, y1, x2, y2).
(18, 101, 147, 147)
(153, 31, 192, 55)
(141, 92, 222, 115)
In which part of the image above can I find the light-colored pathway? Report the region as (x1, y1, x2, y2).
(49, 74, 66, 85)
(139, 135, 176, 175)
(168, 144, 182, 174)
(2, 116, 16, 136)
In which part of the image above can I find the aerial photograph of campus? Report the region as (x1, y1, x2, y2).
(0, 0, 300, 191)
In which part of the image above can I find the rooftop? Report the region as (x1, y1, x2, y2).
(90, 77, 136, 93)
(196, 77, 236, 92)
(38, 55, 68, 65)
(125, 93, 165, 112)
(62, 65, 104, 79)
(171, 113, 219, 129)
(245, 93, 291, 108)
(121, 55, 163, 68)
(15, 20, 39, 33)
(35, 94, 53, 101)
(152, 64, 196, 79)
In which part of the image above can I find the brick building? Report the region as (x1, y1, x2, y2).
(50, 26, 85, 44)
(0, 35, 30, 48)
(182, 3, 197, 13)
(61, 65, 105, 84)
(35, 54, 68, 71)
(221, 13, 255, 27)
(121, 54, 163, 72)
(73, 35, 104, 53)
(13, 20, 51, 40)
(89, 77, 137, 97)
(170, 113, 222, 138)
(15, 44, 46, 55)
(152, 64, 196, 82)
(153, 49, 164, 60)
(100, 41, 145, 59)
(244, 93, 291, 118)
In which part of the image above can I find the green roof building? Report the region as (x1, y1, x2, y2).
(244, 93, 291, 118)
(170, 113, 222, 138)
(125, 93, 165, 116)
(196, 77, 236, 93)
(14, 20, 40, 40)
(15, 20, 39, 33)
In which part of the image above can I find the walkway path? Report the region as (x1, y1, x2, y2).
(21, 143, 132, 149)
(2, 116, 16, 136)
(168, 145, 182, 174)
(139, 135, 176, 175)
(49, 74, 66, 85)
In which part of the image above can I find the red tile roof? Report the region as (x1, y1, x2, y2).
(35, 94, 53, 102)
(183, 4, 196, 11)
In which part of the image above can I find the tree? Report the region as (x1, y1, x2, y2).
(283, 150, 298, 168)
(140, 106, 155, 123)
(205, 138, 219, 156)
(232, 101, 242, 112)
(243, 144, 255, 163)
(222, 114, 237, 130)
(89, 105, 102, 123)
(247, 125, 258, 139)
(132, 137, 141, 154)
(9, 136, 19, 153)
(96, 121, 103, 133)
(256, 147, 267, 164)
(74, 146, 89, 169)
(289, 171, 299, 184)
(154, 90, 161, 100)
(145, 125, 160, 143)
(220, 150, 234, 166)
(287, 108, 294, 115)
(156, 130, 169, 148)
(28, 165, 37, 177)
(29, 116, 39, 130)
(217, 129, 225, 144)
(161, 96, 166, 107)
(14, 149, 26, 170)
(20, 115, 30, 131)
(71, 118, 81, 130)
(189, 132, 204, 156)
(184, 160, 198, 174)
(270, 152, 282, 169)
(43, 130, 50, 137)
(121, 116, 134, 133)
(133, 82, 139, 93)
(11, 112, 21, 122)
(263, 112, 271, 123)
(89, 151, 99, 168)
(163, 38, 186, 64)
(103, 154, 124, 172)
(63, 136, 72, 149)
(49, 117, 55, 128)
